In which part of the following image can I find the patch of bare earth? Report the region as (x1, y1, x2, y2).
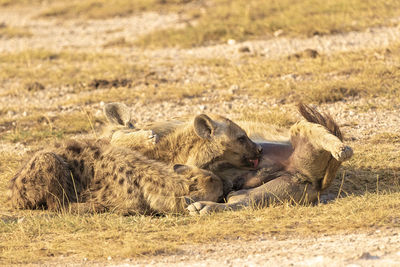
(130, 229, 400, 267)
(1, 6, 400, 266)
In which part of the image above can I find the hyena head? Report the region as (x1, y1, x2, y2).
(103, 103, 263, 169)
(192, 114, 263, 169)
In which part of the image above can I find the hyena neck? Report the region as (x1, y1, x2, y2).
(144, 126, 221, 168)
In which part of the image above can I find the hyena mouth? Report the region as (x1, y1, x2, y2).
(243, 157, 260, 168)
(249, 158, 259, 168)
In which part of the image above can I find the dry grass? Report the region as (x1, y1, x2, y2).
(135, 0, 400, 48)
(0, 0, 46, 6)
(29, 0, 400, 47)
(14, 43, 396, 109)
(1, 103, 399, 264)
(1, 45, 399, 108)
(0, 111, 99, 145)
(0, 49, 210, 104)
(184, 45, 400, 103)
(0, 49, 148, 93)
(37, 0, 190, 19)
(1, 191, 400, 264)
(0, 25, 32, 38)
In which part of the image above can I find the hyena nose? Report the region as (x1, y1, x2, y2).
(256, 144, 263, 154)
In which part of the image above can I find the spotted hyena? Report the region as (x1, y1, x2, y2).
(8, 104, 262, 214)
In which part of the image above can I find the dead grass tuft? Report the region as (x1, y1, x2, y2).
(0, 24, 32, 38)
(38, 0, 192, 19)
(102, 37, 131, 48)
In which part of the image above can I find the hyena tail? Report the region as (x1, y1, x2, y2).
(298, 103, 343, 141)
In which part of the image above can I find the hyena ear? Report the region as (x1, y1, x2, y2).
(104, 102, 134, 128)
(173, 164, 192, 174)
(194, 114, 216, 139)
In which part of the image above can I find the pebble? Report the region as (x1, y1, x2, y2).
(239, 46, 251, 53)
(229, 84, 239, 93)
(359, 252, 380, 260)
(273, 29, 284, 37)
(227, 39, 236, 45)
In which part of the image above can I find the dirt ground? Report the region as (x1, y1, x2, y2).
(35, 229, 400, 266)
(130, 229, 400, 267)
(1, 4, 400, 266)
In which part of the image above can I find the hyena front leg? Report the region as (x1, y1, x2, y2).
(111, 130, 159, 150)
(290, 120, 353, 162)
(187, 175, 318, 215)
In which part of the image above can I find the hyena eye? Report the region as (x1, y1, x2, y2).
(127, 122, 134, 129)
(237, 136, 246, 143)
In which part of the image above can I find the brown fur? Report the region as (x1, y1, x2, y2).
(187, 104, 353, 214)
(8, 137, 223, 214)
(8, 103, 262, 215)
(114, 103, 353, 214)
(108, 112, 263, 170)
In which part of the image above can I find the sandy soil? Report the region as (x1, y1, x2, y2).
(1, 5, 400, 266)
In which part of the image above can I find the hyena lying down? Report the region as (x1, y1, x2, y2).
(8, 107, 262, 215)
(109, 103, 353, 215)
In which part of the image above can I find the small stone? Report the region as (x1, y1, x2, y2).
(100, 101, 105, 107)
(107, 256, 112, 261)
(25, 81, 45, 91)
(229, 84, 239, 93)
(227, 39, 236, 45)
(303, 48, 319, 58)
(273, 29, 283, 37)
(7, 110, 16, 117)
(280, 74, 297, 80)
(239, 46, 250, 53)
(359, 252, 379, 260)
(22, 111, 28, 117)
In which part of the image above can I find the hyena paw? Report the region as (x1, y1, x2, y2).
(187, 201, 217, 216)
(332, 145, 353, 162)
(140, 130, 159, 145)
